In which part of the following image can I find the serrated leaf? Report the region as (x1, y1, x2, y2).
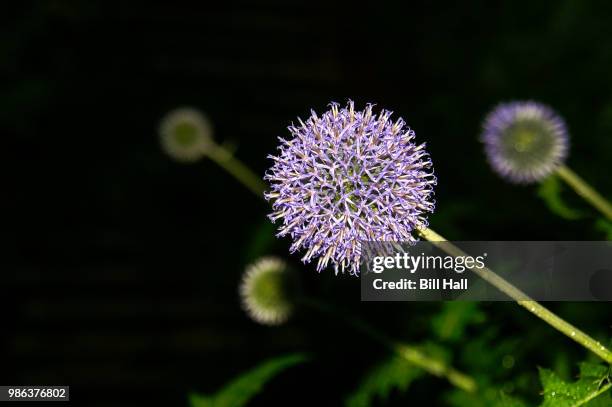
(345, 355, 425, 407)
(538, 362, 611, 407)
(431, 302, 486, 342)
(189, 353, 308, 407)
(538, 175, 584, 220)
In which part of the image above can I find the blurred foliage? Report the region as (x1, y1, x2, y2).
(188, 354, 307, 407)
(345, 355, 425, 407)
(431, 302, 486, 343)
(445, 388, 527, 407)
(594, 219, 612, 240)
(537, 175, 584, 220)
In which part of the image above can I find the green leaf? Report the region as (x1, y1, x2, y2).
(594, 218, 612, 240)
(445, 388, 527, 407)
(431, 302, 486, 342)
(538, 175, 584, 220)
(189, 394, 214, 407)
(345, 355, 425, 407)
(497, 392, 529, 407)
(538, 362, 612, 407)
(189, 353, 308, 407)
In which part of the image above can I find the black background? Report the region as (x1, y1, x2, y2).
(3, 1, 612, 406)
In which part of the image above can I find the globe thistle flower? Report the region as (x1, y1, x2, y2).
(159, 107, 213, 162)
(240, 257, 299, 325)
(481, 101, 569, 183)
(264, 101, 436, 275)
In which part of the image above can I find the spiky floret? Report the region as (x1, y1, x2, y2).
(481, 101, 569, 184)
(240, 257, 298, 325)
(159, 107, 213, 162)
(264, 101, 436, 275)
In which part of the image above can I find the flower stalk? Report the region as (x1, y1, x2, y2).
(206, 143, 267, 197)
(555, 165, 612, 221)
(418, 227, 612, 364)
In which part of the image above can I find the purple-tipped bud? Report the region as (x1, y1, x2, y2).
(264, 101, 436, 275)
(481, 101, 569, 184)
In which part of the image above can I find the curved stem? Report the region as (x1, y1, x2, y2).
(300, 297, 477, 393)
(206, 144, 267, 198)
(419, 227, 612, 364)
(556, 165, 612, 221)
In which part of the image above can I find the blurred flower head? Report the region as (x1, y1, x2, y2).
(265, 101, 436, 275)
(481, 101, 569, 184)
(240, 257, 299, 326)
(159, 107, 213, 162)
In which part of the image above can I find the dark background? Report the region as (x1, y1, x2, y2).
(3, 1, 612, 406)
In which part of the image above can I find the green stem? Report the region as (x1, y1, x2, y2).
(207, 144, 267, 198)
(301, 297, 477, 393)
(556, 165, 612, 221)
(205, 146, 612, 364)
(572, 381, 611, 407)
(419, 227, 612, 364)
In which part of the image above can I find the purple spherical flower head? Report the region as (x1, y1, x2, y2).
(481, 101, 569, 184)
(264, 101, 436, 275)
